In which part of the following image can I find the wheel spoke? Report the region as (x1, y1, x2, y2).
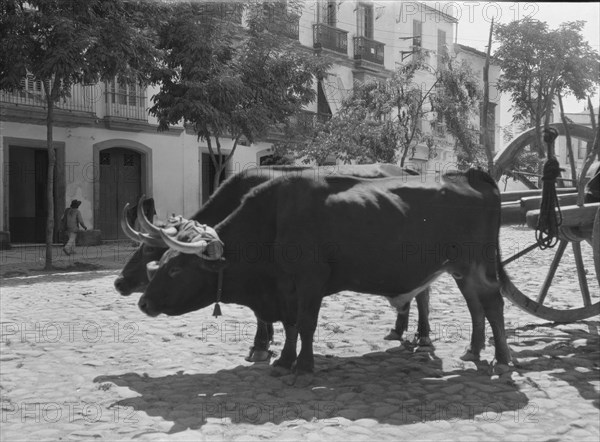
(537, 239, 568, 304)
(502, 242, 539, 266)
(572, 242, 592, 307)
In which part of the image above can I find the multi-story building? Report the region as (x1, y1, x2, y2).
(0, 1, 500, 247)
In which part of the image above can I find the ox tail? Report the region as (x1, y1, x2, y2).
(495, 243, 512, 291)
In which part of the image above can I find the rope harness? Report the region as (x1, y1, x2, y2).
(165, 216, 225, 317)
(535, 128, 564, 249)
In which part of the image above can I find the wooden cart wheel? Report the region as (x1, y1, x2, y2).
(500, 204, 600, 323)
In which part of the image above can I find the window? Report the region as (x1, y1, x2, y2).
(123, 154, 136, 167)
(319, 0, 336, 26)
(413, 20, 422, 50)
(21, 74, 43, 94)
(577, 139, 587, 159)
(100, 152, 111, 165)
(109, 79, 142, 107)
(357, 3, 374, 39)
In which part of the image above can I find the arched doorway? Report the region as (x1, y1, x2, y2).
(97, 147, 142, 240)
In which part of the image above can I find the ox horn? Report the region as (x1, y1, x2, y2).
(136, 195, 163, 238)
(159, 228, 223, 260)
(121, 203, 143, 243)
(121, 200, 168, 248)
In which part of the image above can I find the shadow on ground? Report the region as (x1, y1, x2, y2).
(0, 264, 119, 286)
(510, 320, 600, 409)
(95, 348, 529, 433)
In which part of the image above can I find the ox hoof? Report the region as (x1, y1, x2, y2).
(384, 329, 403, 341)
(460, 350, 481, 362)
(270, 365, 292, 378)
(415, 344, 435, 353)
(281, 371, 314, 387)
(491, 361, 513, 376)
(245, 347, 274, 363)
(401, 339, 416, 350)
(415, 337, 434, 352)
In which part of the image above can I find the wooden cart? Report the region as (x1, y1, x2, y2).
(495, 123, 600, 322)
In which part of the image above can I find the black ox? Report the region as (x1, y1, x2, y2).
(139, 169, 513, 375)
(116, 164, 433, 360)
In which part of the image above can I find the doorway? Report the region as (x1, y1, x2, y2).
(8, 147, 57, 243)
(97, 147, 142, 240)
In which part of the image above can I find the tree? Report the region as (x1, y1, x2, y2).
(0, 0, 162, 269)
(494, 18, 600, 182)
(148, 1, 328, 191)
(275, 52, 481, 168)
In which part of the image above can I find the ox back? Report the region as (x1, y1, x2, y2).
(217, 169, 501, 301)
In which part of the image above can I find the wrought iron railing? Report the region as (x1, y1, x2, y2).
(263, 6, 300, 40)
(353, 36, 385, 65)
(0, 75, 95, 113)
(292, 110, 331, 132)
(104, 81, 148, 120)
(313, 23, 348, 54)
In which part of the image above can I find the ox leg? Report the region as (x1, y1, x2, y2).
(272, 323, 298, 372)
(245, 317, 273, 363)
(415, 289, 432, 346)
(455, 271, 512, 369)
(480, 290, 512, 369)
(384, 290, 432, 346)
(295, 297, 323, 374)
(384, 303, 410, 341)
(456, 287, 486, 362)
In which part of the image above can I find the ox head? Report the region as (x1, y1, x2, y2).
(114, 196, 173, 296)
(138, 220, 226, 317)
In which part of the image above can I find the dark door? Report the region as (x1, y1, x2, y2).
(9, 147, 56, 243)
(98, 148, 141, 240)
(34, 149, 49, 242)
(201, 153, 226, 204)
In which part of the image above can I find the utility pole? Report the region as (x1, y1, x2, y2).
(482, 18, 496, 178)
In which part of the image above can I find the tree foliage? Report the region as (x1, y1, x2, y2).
(148, 0, 329, 189)
(494, 18, 600, 156)
(0, 0, 163, 268)
(275, 52, 481, 168)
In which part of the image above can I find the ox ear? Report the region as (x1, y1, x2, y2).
(198, 257, 228, 273)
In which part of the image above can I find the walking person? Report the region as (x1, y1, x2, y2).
(61, 199, 87, 255)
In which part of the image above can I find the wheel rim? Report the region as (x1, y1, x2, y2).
(500, 237, 600, 323)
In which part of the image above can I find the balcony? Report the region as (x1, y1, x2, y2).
(313, 23, 348, 55)
(104, 81, 147, 121)
(265, 13, 300, 40)
(0, 75, 95, 113)
(0, 75, 96, 126)
(268, 111, 331, 141)
(353, 36, 385, 65)
(290, 110, 331, 133)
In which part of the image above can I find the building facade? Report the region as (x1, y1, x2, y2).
(0, 1, 500, 246)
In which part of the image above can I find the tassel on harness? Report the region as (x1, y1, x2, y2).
(212, 268, 224, 317)
(535, 127, 564, 249)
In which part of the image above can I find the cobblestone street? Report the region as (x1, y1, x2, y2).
(1, 226, 599, 441)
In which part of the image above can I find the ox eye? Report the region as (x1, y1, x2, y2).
(168, 267, 183, 279)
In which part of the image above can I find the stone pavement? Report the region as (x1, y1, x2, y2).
(0, 226, 599, 441)
(0, 240, 138, 278)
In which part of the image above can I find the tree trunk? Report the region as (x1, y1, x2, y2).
(482, 19, 496, 177)
(45, 100, 56, 270)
